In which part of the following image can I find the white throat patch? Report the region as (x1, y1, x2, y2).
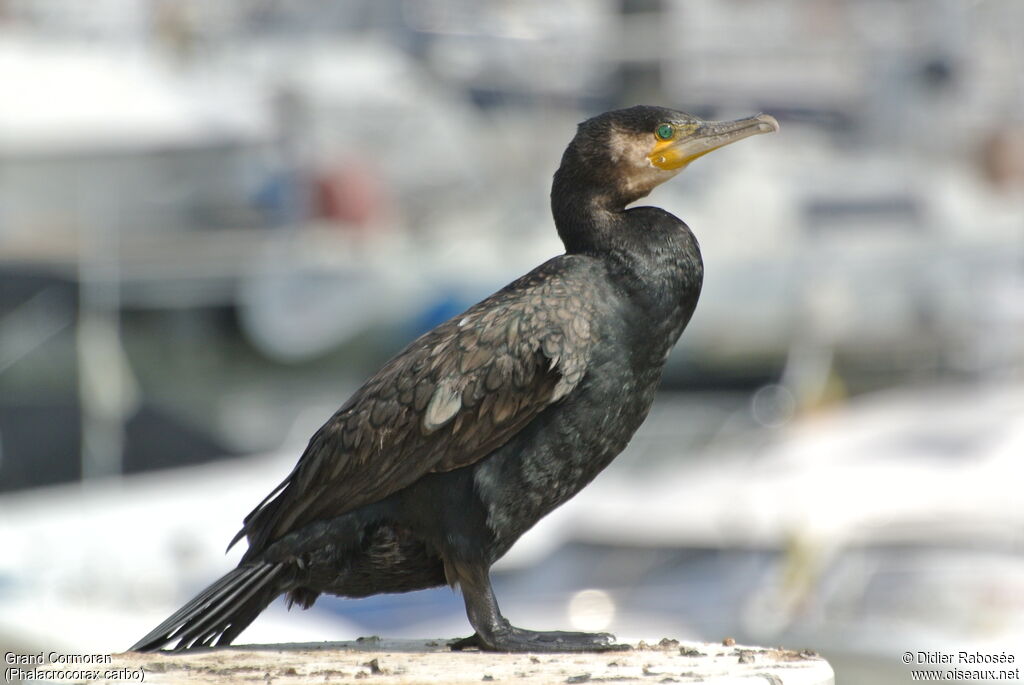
(607, 127, 681, 199)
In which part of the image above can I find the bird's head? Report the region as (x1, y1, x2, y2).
(555, 105, 779, 209)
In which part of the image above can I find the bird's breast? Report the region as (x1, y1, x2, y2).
(473, 330, 665, 554)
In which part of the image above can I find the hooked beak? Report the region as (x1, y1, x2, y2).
(649, 113, 779, 171)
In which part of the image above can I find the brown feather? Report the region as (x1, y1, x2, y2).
(233, 258, 602, 559)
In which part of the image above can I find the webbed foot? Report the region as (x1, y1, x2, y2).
(449, 627, 629, 653)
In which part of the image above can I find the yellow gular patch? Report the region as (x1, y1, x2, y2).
(647, 141, 688, 170)
(647, 122, 700, 170)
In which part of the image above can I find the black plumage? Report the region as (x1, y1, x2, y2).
(131, 105, 776, 653)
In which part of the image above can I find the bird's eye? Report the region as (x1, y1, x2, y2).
(656, 124, 674, 140)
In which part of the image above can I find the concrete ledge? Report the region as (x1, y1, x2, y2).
(58, 638, 834, 684)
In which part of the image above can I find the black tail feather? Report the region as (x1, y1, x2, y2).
(130, 563, 285, 652)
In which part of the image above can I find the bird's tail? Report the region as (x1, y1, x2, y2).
(130, 562, 286, 652)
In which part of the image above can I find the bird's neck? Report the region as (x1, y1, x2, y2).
(550, 165, 640, 255)
(552, 192, 624, 254)
(551, 175, 703, 324)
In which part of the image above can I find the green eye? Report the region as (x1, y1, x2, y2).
(656, 124, 674, 140)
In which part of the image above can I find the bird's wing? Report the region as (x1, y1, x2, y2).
(234, 258, 599, 557)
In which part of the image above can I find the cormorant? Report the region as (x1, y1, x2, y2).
(131, 106, 777, 653)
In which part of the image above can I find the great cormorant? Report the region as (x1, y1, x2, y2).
(131, 105, 777, 653)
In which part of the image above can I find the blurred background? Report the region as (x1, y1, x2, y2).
(1, 0, 1022, 682)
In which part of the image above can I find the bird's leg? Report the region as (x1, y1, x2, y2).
(448, 561, 628, 653)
